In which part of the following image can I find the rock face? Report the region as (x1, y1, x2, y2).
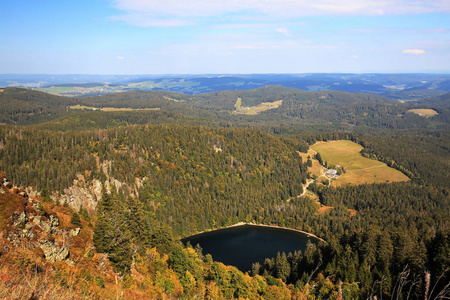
(2, 176, 13, 189)
(32, 215, 59, 234)
(40, 240, 69, 262)
(13, 211, 27, 227)
(55, 172, 145, 213)
(54, 174, 103, 213)
(1, 173, 79, 263)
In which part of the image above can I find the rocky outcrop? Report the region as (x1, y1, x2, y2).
(1, 173, 78, 263)
(12, 211, 27, 227)
(32, 215, 59, 234)
(40, 239, 69, 262)
(2, 176, 13, 189)
(57, 182, 99, 213)
(54, 172, 145, 212)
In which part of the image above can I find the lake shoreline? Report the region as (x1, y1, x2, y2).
(182, 222, 326, 244)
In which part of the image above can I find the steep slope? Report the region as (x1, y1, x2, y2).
(0, 172, 300, 299)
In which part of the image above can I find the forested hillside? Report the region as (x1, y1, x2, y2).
(0, 87, 75, 124)
(2, 86, 449, 131)
(0, 86, 449, 299)
(0, 125, 308, 236)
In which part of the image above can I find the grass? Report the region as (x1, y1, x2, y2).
(36, 86, 80, 95)
(100, 107, 160, 112)
(69, 105, 160, 112)
(69, 105, 96, 110)
(336, 165, 409, 186)
(0, 193, 27, 231)
(311, 140, 409, 187)
(312, 140, 382, 170)
(234, 99, 283, 115)
(298, 150, 323, 177)
(407, 108, 438, 117)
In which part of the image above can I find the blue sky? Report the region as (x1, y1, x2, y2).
(1, 0, 449, 74)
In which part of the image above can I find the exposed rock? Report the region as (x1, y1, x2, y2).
(19, 223, 34, 238)
(91, 179, 103, 201)
(18, 191, 28, 198)
(2, 177, 12, 189)
(104, 180, 111, 193)
(59, 184, 98, 212)
(49, 214, 59, 227)
(101, 160, 112, 179)
(1, 173, 72, 263)
(25, 186, 39, 197)
(70, 228, 81, 237)
(32, 215, 59, 234)
(112, 179, 123, 192)
(134, 177, 147, 195)
(32, 215, 42, 225)
(66, 259, 75, 266)
(13, 211, 27, 227)
(40, 240, 69, 262)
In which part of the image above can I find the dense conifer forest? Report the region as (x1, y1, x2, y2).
(0, 86, 448, 299)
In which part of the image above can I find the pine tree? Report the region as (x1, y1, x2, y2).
(275, 252, 291, 282)
(71, 211, 82, 227)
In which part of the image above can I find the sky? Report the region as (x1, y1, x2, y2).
(1, 0, 449, 74)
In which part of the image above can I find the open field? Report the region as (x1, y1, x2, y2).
(298, 149, 323, 176)
(312, 140, 382, 170)
(69, 105, 96, 110)
(69, 105, 160, 112)
(35, 79, 200, 96)
(311, 140, 409, 187)
(36, 85, 114, 96)
(234, 98, 283, 115)
(336, 165, 409, 186)
(100, 107, 160, 112)
(407, 108, 438, 117)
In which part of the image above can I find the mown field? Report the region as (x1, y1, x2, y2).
(407, 108, 438, 117)
(311, 140, 409, 186)
(234, 98, 283, 115)
(70, 105, 160, 112)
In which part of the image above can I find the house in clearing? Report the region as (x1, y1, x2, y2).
(326, 169, 338, 177)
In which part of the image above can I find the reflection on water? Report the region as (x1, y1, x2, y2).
(182, 224, 318, 272)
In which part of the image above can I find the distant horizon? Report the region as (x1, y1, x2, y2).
(2, 1, 449, 74)
(1, 71, 450, 76)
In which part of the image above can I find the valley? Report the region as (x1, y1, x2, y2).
(0, 82, 448, 299)
(3, 0, 450, 297)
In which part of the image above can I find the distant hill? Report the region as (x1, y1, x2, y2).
(1, 86, 449, 131)
(2, 73, 450, 96)
(0, 87, 77, 124)
(416, 92, 450, 106)
(381, 89, 448, 100)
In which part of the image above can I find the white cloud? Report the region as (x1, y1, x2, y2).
(111, 14, 193, 27)
(275, 28, 292, 36)
(111, 0, 450, 27)
(234, 45, 256, 49)
(402, 49, 426, 55)
(116, 56, 125, 59)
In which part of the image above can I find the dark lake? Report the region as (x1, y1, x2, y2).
(181, 224, 319, 272)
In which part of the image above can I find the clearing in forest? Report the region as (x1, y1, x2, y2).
(407, 108, 438, 117)
(234, 98, 283, 115)
(311, 140, 409, 187)
(70, 105, 160, 111)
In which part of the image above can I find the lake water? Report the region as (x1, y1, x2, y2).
(181, 224, 318, 272)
